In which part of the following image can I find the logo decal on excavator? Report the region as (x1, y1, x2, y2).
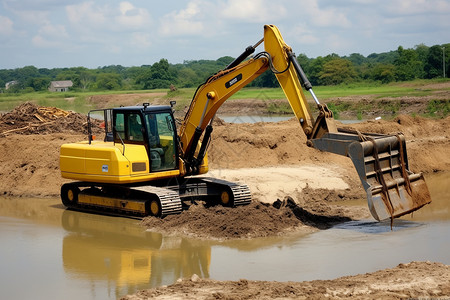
(102, 165, 109, 172)
(225, 73, 242, 88)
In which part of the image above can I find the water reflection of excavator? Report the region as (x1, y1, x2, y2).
(60, 25, 431, 222)
(61, 210, 210, 296)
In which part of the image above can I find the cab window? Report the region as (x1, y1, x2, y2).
(127, 113, 144, 142)
(145, 112, 177, 172)
(114, 112, 144, 143)
(114, 113, 125, 140)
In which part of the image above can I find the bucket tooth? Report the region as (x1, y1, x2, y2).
(367, 173, 431, 221)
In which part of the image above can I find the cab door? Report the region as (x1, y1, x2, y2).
(144, 112, 178, 172)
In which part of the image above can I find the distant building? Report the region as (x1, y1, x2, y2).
(5, 81, 18, 90)
(49, 80, 73, 92)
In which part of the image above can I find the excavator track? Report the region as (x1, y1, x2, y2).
(133, 186, 182, 217)
(198, 177, 252, 207)
(61, 182, 182, 218)
(61, 177, 251, 218)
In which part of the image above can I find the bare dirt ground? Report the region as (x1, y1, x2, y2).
(86, 92, 167, 109)
(1, 99, 449, 299)
(122, 261, 450, 300)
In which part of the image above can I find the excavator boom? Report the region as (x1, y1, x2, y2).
(179, 24, 431, 222)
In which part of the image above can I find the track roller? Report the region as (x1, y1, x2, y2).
(61, 183, 80, 207)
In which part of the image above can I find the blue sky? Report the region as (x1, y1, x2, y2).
(1, 0, 449, 69)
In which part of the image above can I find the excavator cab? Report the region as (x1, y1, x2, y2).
(105, 105, 179, 172)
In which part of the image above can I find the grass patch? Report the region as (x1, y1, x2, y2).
(267, 102, 292, 114)
(326, 102, 353, 119)
(426, 99, 450, 118)
(230, 88, 286, 100)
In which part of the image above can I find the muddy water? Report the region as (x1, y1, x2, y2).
(0, 172, 448, 300)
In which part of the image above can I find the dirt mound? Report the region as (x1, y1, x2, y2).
(141, 196, 359, 240)
(0, 133, 85, 197)
(0, 102, 102, 136)
(208, 115, 450, 173)
(142, 201, 302, 240)
(122, 261, 450, 300)
(349, 115, 450, 173)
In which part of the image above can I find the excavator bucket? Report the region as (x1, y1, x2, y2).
(311, 130, 432, 221)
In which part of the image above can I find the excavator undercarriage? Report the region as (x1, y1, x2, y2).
(61, 177, 251, 218)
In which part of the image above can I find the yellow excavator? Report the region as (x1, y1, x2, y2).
(60, 25, 431, 222)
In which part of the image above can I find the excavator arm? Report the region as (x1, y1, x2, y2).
(179, 24, 431, 222)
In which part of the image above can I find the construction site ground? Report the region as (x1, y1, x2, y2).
(1, 99, 449, 299)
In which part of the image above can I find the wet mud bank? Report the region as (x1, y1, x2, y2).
(122, 262, 450, 300)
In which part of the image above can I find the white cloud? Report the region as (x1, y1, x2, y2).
(290, 25, 320, 45)
(158, 0, 287, 38)
(130, 32, 152, 49)
(66, 2, 107, 27)
(385, 0, 450, 15)
(159, 1, 207, 37)
(0, 15, 14, 36)
(32, 23, 69, 48)
(305, 0, 351, 28)
(220, 0, 287, 22)
(116, 1, 151, 29)
(10, 9, 50, 26)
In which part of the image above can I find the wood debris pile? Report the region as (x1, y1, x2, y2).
(0, 102, 102, 136)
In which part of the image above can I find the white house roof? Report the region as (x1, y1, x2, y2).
(50, 80, 73, 88)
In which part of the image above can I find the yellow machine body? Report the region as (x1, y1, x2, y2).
(60, 140, 208, 184)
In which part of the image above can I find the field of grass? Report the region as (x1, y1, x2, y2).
(1, 79, 448, 118)
(229, 79, 450, 101)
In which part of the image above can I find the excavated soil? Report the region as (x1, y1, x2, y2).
(122, 261, 450, 300)
(141, 196, 360, 240)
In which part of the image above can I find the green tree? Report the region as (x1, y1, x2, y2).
(318, 58, 358, 85)
(95, 73, 122, 90)
(425, 45, 447, 78)
(176, 67, 198, 88)
(251, 70, 278, 87)
(394, 46, 423, 81)
(136, 59, 177, 89)
(415, 44, 429, 64)
(79, 70, 95, 90)
(371, 63, 396, 83)
(216, 56, 234, 67)
(346, 53, 366, 65)
(307, 56, 326, 85)
(28, 77, 51, 91)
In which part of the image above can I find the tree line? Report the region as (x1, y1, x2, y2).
(1, 43, 449, 93)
